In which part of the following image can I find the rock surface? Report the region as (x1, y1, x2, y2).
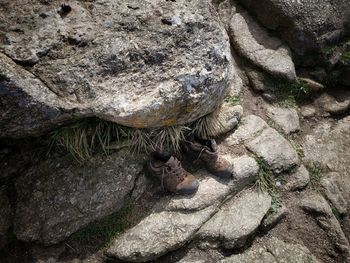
(0, 187, 12, 249)
(229, 11, 296, 80)
(196, 190, 271, 249)
(14, 150, 143, 245)
(267, 106, 300, 134)
(261, 205, 287, 231)
(246, 128, 299, 173)
(220, 236, 320, 263)
(300, 193, 350, 260)
(205, 104, 243, 138)
(238, 0, 350, 55)
(107, 206, 216, 263)
(225, 115, 299, 173)
(284, 165, 310, 191)
(106, 161, 259, 262)
(0, 0, 233, 137)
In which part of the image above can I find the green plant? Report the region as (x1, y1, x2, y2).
(340, 51, 350, 64)
(321, 46, 337, 55)
(191, 112, 224, 139)
(224, 96, 240, 106)
(291, 141, 305, 159)
(332, 207, 342, 221)
(71, 199, 133, 245)
(50, 118, 131, 161)
(255, 158, 282, 215)
(306, 163, 324, 189)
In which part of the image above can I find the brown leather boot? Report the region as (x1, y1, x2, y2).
(148, 152, 199, 195)
(183, 136, 233, 179)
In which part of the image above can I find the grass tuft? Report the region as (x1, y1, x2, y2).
(224, 96, 240, 106)
(50, 118, 192, 160)
(306, 162, 324, 189)
(254, 157, 282, 215)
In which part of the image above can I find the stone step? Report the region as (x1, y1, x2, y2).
(106, 155, 259, 262)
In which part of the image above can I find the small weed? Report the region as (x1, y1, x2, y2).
(191, 112, 225, 139)
(254, 158, 282, 215)
(332, 207, 342, 221)
(224, 96, 240, 106)
(340, 51, 350, 64)
(291, 141, 305, 159)
(50, 118, 192, 160)
(321, 45, 337, 55)
(306, 163, 324, 189)
(269, 192, 282, 215)
(71, 199, 133, 245)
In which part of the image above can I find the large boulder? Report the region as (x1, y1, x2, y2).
(14, 149, 144, 245)
(237, 0, 350, 55)
(229, 11, 296, 81)
(0, 0, 234, 138)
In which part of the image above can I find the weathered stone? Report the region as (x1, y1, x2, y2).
(229, 11, 296, 80)
(220, 236, 320, 263)
(205, 104, 243, 138)
(218, 0, 238, 31)
(175, 248, 223, 263)
(0, 187, 12, 249)
(196, 190, 271, 249)
(300, 105, 317, 118)
(230, 155, 259, 183)
(0, 0, 233, 137)
(246, 128, 299, 173)
(299, 78, 324, 92)
(321, 172, 350, 215)
(162, 170, 232, 212)
(267, 106, 300, 135)
(14, 150, 143, 245)
(261, 205, 287, 231)
(106, 206, 216, 262)
(284, 165, 310, 192)
(315, 93, 350, 115)
(300, 193, 350, 259)
(224, 115, 268, 146)
(237, 0, 350, 55)
(106, 164, 257, 262)
(303, 116, 350, 173)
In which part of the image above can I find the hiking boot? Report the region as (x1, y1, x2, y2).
(148, 152, 199, 195)
(183, 136, 233, 179)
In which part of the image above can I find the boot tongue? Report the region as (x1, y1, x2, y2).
(209, 139, 218, 152)
(166, 156, 177, 167)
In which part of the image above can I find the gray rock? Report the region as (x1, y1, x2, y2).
(299, 78, 324, 92)
(0, 187, 12, 249)
(321, 172, 350, 215)
(261, 205, 287, 231)
(315, 93, 350, 115)
(267, 106, 300, 135)
(106, 206, 217, 262)
(205, 104, 243, 138)
(106, 161, 258, 262)
(303, 116, 350, 173)
(300, 193, 350, 259)
(246, 128, 299, 173)
(229, 11, 296, 80)
(224, 115, 268, 146)
(220, 236, 320, 263)
(175, 247, 223, 263)
(218, 0, 238, 31)
(230, 155, 259, 183)
(300, 105, 317, 118)
(0, 0, 233, 137)
(196, 189, 271, 249)
(237, 0, 350, 55)
(14, 149, 143, 245)
(284, 165, 310, 191)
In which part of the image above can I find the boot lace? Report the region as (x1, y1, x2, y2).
(161, 159, 186, 192)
